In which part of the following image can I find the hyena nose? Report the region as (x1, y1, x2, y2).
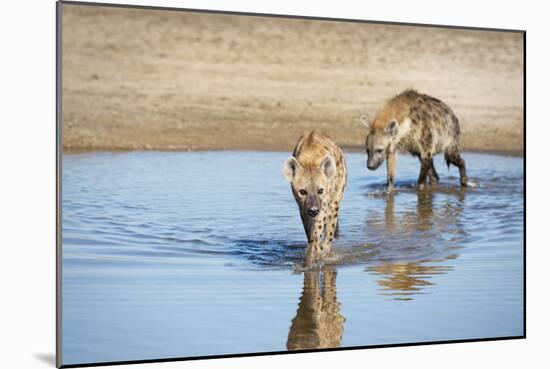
(308, 207, 320, 217)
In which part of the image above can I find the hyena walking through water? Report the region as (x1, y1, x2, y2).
(282, 131, 347, 267)
(361, 89, 468, 192)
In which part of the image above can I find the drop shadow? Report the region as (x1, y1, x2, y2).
(34, 353, 56, 367)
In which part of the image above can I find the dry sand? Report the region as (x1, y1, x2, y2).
(61, 4, 524, 153)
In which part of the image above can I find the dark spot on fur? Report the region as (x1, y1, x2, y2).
(421, 110, 430, 122)
(412, 110, 423, 124)
(421, 122, 433, 144)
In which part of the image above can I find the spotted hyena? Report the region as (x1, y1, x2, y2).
(361, 89, 468, 192)
(282, 131, 347, 266)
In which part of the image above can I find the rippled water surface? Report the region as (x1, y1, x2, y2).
(62, 151, 524, 365)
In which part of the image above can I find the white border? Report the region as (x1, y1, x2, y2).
(1, 1, 545, 369)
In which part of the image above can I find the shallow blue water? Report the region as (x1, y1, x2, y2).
(61, 151, 524, 365)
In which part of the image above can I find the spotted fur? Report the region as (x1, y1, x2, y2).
(282, 131, 347, 266)
(361, 89, 468, 191)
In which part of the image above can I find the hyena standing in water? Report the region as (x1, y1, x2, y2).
(282, 131, 347, 266)
(361, 89, 468, 192)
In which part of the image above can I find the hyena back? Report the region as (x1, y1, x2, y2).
(282, 131, 347, 266)
(361, 89, 468, 191)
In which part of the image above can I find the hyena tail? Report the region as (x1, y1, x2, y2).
(444, 146, 458, 169)
(444, 150, 452, 169)
(445, 145, 460, 169)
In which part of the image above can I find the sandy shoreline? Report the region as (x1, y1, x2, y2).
(61, 5, 524, 153)
(62, 146, 524, 158)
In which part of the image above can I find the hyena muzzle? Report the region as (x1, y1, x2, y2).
(361, 89, 468, 192)
(282, 131, 347, 266)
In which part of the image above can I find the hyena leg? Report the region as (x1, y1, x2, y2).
(428, 158, 439, 184)
(333, 219, 339, 238)
(445, 149, 468, 186)
(304, 243, 317, 268)
(386, 151, 397, 193)
(330, 198, 341, 239)
(417, 157, 432, 190)
(321, 207, 339, 256)
(305, 214, 325, 267)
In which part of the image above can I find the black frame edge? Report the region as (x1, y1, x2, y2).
(56, 1, 63, 367)
(522, 30, 526, 339)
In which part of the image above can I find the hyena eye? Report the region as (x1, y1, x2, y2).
(375, 149, 384, 154)
(318, 188, 324, 195)
(299, 189, 307, 196)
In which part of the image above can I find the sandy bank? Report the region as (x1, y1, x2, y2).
(61, 5, 524, 153)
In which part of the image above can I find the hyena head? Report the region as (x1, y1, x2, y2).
(360, 114, 399, 171)
(282, 155, 336, 221)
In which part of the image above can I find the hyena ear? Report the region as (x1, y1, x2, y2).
(321, 155, 336, 178)
(384, 120, 399, 137)
(360, 114, 372, 130)
(282, 157, 301, 182)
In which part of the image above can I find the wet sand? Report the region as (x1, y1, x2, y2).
(61, 4, 524, 153)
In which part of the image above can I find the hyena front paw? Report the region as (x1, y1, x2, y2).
(304, 242, 320, 267)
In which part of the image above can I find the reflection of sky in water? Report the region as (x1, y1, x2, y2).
(61, 151, 523, 365)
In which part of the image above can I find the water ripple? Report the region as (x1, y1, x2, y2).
(62, 151, 523, 270)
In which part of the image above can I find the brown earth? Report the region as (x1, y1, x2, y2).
(61, 4, 524, 153)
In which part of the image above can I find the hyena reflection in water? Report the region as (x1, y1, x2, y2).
(366, 189, 466, 300)
(287, 267, 345, 350)
(283, 131, 347, 266)
(361, 89, 468, 192)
